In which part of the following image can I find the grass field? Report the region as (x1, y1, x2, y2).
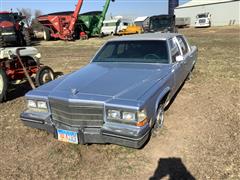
(0, 26, 239, 179)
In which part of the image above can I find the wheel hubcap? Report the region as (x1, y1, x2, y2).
(43, 31, 47, 40)
(0, 74, 3, 94)
(156, 106, 164, 128)
(42, 70, 54, 83)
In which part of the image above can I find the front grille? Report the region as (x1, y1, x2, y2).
(199, 19, 206, 24)
(49, 98, 104, 127)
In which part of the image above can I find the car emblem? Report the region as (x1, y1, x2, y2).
(71, 88, 79, 96)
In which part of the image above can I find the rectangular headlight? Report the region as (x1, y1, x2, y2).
(27, 100, 37, 108)
(122, 112, 136, 121)
(37, 101, 48, 109)
(108, 110, 121, 119)
(27, 99, 48, 113)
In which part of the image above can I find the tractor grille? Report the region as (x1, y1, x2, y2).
(49, 98, 104, 127)
(199, 19, 206, 24)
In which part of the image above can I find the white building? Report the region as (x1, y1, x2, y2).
(175, 0, 240, 26)
(134, 16, 149, 27)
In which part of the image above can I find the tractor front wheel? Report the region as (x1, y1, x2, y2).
(22, 28, 31, 46)
(35, 66, 54, 86)
(0, 68, 8, 103)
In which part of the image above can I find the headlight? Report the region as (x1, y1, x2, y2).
(27, 100, 37, 108)
(37, 101, 47, 109)
(35, 53, 42, 59)
(108, 110, 121, 119)
(122, 112, 136, 121)
(27, 100, 48, 112)
(1, 32, 15, 35)
(107, 109, 148, 127)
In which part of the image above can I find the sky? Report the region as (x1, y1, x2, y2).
(0, 0, 189, 18)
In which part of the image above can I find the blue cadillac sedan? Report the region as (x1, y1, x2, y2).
(21, 33, 197, 148)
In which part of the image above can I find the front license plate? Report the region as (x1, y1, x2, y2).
(57, 129, 78, 144)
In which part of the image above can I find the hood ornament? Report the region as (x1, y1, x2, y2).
(71, 88, 79, 96)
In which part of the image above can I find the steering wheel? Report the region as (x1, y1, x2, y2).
(144, 54, 160, 60)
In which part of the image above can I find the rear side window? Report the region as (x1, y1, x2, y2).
(169, 38, 181, 63)
(177, 36, 189, 55)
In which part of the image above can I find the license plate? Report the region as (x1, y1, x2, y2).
(57, 129, 78, 144)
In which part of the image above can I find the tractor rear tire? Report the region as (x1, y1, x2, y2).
(35, 66, 54, 87)
(43, 28, 51, 41)
(0, 68, 8, 103)
(0, 35, 5, 47)
(22, 28, 31, 46)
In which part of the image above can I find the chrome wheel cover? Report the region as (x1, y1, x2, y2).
(0, 74, 3, 94)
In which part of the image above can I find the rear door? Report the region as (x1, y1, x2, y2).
(169, 37, 185, 95)
(176, 35, 193, 79)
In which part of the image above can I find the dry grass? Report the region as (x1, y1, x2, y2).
(0, 26, 239, 179)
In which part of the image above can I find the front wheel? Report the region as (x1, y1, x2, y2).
(154, 104, 165, 129)
(22, 28, 31, 46)
(0, 68, 8, 103)
(35, 66, 54, 86)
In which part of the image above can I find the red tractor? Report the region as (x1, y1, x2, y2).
(0, 11, 31, 47)
(0, 47, 56, 102)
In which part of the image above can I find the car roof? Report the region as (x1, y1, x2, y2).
(109, 32, 181, 42)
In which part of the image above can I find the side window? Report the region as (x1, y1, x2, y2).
(169, 38, 181, 63)
(177, 36, 188, 55)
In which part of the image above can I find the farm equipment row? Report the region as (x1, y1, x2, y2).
(37, 0, 115, 41)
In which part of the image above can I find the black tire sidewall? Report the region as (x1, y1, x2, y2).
(22, 28, 31, 46)
(43, 28, 51, 41)
(35, 66, 54, 87)
(0, 68, 8, 102)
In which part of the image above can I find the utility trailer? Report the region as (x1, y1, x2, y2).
(37, 0, 84, 40)
(0, 47, 56, 102)
(175, 17, 190, 28)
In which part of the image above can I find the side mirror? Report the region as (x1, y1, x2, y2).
(176, 55, 184, 62)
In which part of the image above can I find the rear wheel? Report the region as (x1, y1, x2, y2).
(43, 27, 51, 41)
(0, 35, 5, 47)
(0, 68, 8, 103)
(35, 66, 54, 86)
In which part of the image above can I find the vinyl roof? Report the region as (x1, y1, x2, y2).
(176, 0, 233, 8)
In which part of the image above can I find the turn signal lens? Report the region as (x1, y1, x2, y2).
(136, 118, 148, 127)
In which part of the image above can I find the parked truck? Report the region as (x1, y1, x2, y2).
(144, 15, 177, 33)
(195, 13, 211, 28)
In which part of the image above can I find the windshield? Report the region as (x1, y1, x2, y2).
(0, 14, 14, 22)
(93, 40, 169, 64)
(197, 14, 207, 18)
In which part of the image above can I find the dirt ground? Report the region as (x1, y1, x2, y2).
(0, 26, 239, 180)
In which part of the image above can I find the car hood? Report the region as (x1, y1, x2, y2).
(33, 62, 171, 102)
